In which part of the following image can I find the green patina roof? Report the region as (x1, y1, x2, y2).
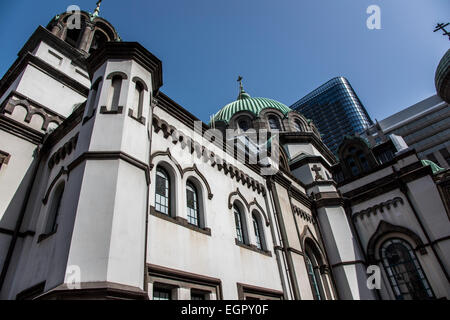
(421, 159, 445, 174)
(210, 85, 291, 124)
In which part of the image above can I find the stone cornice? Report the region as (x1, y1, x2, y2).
(0, 52, 89, 99)
(342, 164, 433, 204)
(86, 42, 163, 92)
(352, 197, 404, 222)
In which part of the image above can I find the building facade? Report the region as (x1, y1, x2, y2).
(373, 95, 450, 169)
(290, 77, 373, 155)
(0, 7, 448, 300)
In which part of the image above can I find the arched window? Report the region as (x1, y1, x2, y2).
(252, 212, 266, 250)
(107, 75, 123, 111)
(133, 81, 145, 119)
(238, 119, 250, 132)
(380, 238, 434, 300)
(89, 30, 108, 53)
(357, 151, 370, 172)
(45, 182, 65, 234)
(305, 254, 322, 300)
(346, 156, 359, 176)
(155, 167, 170, 215)
(233, 204, 247, 244)
(268, 115, 281, 130)
(294, 120, 303, 132)
(87, 78, 102, 116)
(186, 181, 199, 226)
(65, 28, 82, 47)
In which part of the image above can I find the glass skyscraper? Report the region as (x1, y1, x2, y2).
(291, 77, 372, 156)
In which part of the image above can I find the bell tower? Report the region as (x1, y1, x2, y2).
(59, 41, 162, 298)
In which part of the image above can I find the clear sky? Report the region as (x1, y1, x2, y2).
(0, 0, 449, 123)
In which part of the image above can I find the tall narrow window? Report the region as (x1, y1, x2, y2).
(65, 28, 82, 47)
(186, 182, 199, 226)
(346, 157, 359, 176)
(89, 30, 108, 53)
(234, 205, 244, 243)
(268, 115, 281, 130)
(87, 79, 101, 117)
(357, 151, 370, 172)
(252, 214, 262, 250)
(133, 81, 145, 119)
(305, 254, 322, 300)
(381, 239, 434, 300)
(107, 75, 122, 111)
(237, 116, 251, 132)
(155, 167, 170, 215)
(45, 182, 65, 234)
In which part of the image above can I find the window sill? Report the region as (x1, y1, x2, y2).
(128, 109, 146, 124)
(150, 206, 211, 236)
(234, 238, 272, 257)
(100, 106, 123, 114)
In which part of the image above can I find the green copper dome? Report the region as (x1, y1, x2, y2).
(211, 83, 292, 124)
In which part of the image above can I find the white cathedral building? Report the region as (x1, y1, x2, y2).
(0, 6, 449, 300)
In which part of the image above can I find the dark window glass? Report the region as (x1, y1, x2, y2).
(305, 255, 322, 300)
(89, 30, 108, 53)
(155, 167, 170, 215)
(153, 287, 171, 300)
(238, 119, 250, 132)
(252, 214, 262, 250)
(381, 239, 434, 300)
(357, 152, 370, 172)
(65, 28, 81, 47)
(186, 182, 199, 226)
(191, 293, 205, 300)
(234, 205, 244, 243)
(346, 157, 360, 176)
(268, 116, 281, 130)
(46, 183, 64, 234)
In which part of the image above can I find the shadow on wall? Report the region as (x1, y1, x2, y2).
(319, 215, 376, 300)
(0, 152, 40, 298)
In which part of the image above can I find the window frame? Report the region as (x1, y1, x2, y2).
(251, 211, 266, 251)
(268, 115, 282, 130)
(186, 181, 200, 227)
(233, 203, 248, 245)
(155, 166, 171, 216)
(380, 238, 435, 300)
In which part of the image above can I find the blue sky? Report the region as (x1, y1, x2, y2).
(0, 0, 448, 123)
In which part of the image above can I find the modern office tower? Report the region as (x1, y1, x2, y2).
(376, 95, 450, 168)
(290, 77, 373, 156)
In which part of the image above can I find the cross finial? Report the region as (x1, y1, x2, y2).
(434, 23, 450, 40)
(93, 0, 102, 17)
(237, 75, 243, 90)
(311, 164, 324, 181)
